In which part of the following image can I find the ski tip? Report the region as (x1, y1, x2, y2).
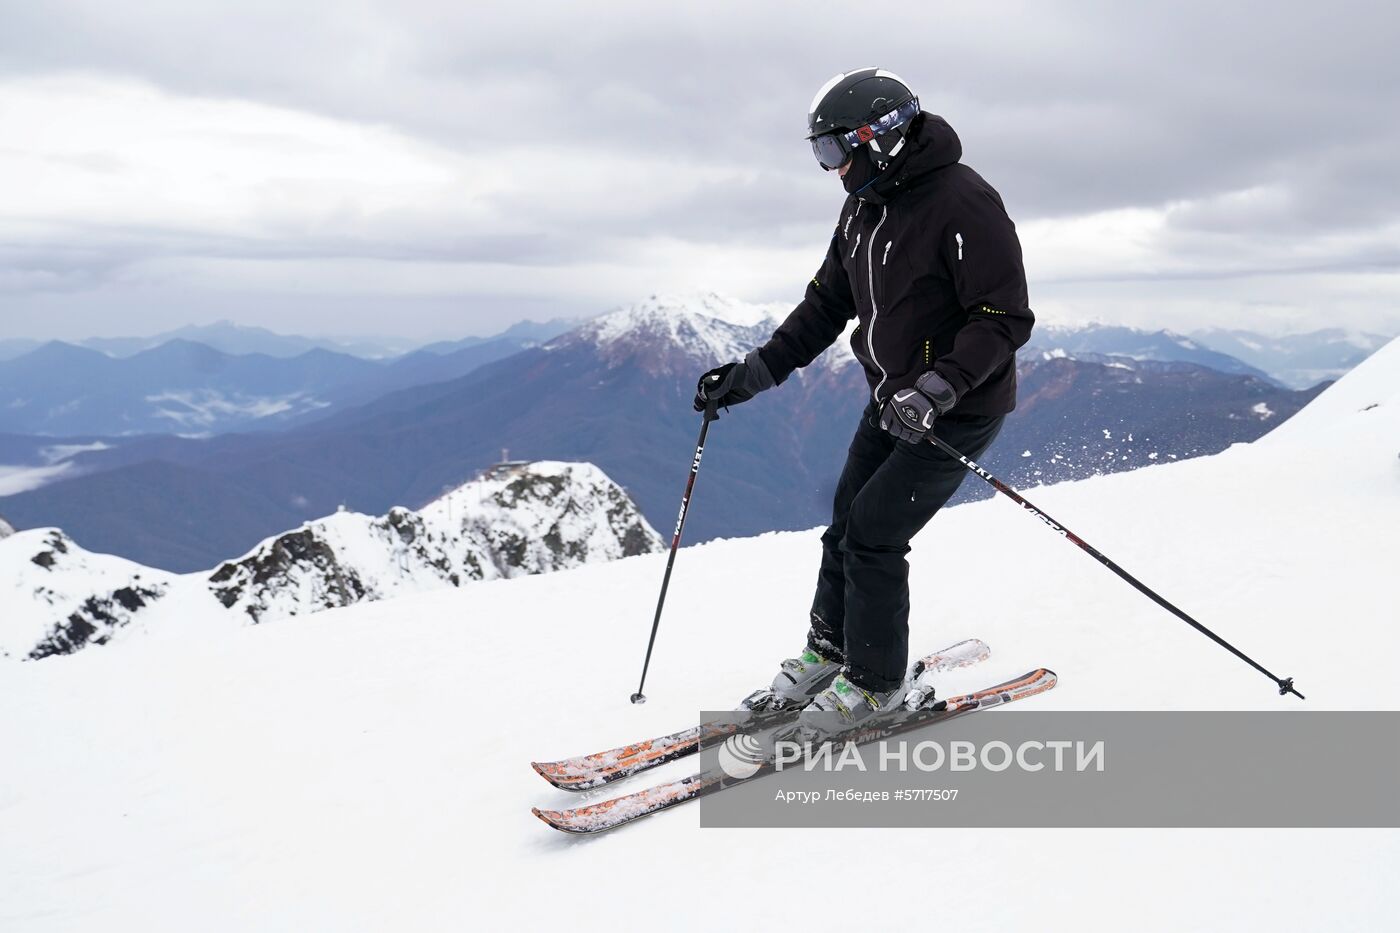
(532, 806, 589, 835)
(1025, 668, 1058, 698)
(912, 637, 993, 677)
(530, 761, 591, 791)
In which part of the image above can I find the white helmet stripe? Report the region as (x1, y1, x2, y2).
(808, 67, 879, 115)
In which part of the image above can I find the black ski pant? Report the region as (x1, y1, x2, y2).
(808, 403, 1005, 693)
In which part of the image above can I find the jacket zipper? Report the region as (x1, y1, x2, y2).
(883, 240, 892, 265)
(865, 206, 890, 404)
(849, 233, 862, 260)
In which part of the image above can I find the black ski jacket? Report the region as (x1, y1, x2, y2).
(758, 113, 1034, 416)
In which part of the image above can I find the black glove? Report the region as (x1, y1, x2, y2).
(693, 349, 776, 412)
(879, 370, 958, 443)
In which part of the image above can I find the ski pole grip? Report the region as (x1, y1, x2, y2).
(703, 395, 720, 423)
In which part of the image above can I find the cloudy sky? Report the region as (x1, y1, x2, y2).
(1, 0, 1397, 342)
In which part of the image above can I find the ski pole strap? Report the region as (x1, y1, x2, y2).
(926, 432, 1303, 702)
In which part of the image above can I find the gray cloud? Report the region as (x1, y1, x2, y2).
(0, 0, 1397, 339)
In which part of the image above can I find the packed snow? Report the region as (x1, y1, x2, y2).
(1, 341, 1396, 930)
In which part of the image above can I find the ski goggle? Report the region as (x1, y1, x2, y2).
(809, 97, 920, 171)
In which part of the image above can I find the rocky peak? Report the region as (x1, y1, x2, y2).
(424, 460, 661, 577)
(208, 461, 660, 624)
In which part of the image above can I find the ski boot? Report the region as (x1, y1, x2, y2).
(772, 672, 908, 745)
(740, 647, 841, 712)
(807, 673, 906, 727)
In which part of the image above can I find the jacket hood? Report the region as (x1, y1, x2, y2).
(859, 112, 963, 203)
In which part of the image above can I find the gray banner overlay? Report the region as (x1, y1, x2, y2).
(698, 711, 1400, 828)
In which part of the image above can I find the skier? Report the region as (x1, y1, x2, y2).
(695, 68, 1035, 726)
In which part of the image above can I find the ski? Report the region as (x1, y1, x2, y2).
(531, 638, 991, 792)
(532, 665, 1057, 835)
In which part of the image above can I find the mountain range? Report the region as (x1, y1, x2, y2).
(0, 294, 1331, 571)
(1189, 327, 1392, 388)
(0, 335, 532, 437)
(1025, 324, 1277, 382)
(0, 318, 589, 362)
(0, 320, 407, 362)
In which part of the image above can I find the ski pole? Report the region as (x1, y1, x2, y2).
(630, 399, 719, 704)
(927, 433, 1304, 700)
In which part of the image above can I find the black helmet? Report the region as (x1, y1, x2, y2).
(806, 68, 919, 172)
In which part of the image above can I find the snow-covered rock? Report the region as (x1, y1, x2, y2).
(2, 460, 660, 652)
(421, 460, 660, 577)
(207, 507, 471, 624)
(208, 460, 660, 623)
(0, 528, 176, 660)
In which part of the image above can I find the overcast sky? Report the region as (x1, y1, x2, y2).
(1, 0, 1398, 342)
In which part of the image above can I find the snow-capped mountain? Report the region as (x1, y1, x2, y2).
(211, 462, 659, 623)
(1, 339, 1393, 931)
(1, 462, 659, 657)
(0, 512, 13, 538)
(0, 528, 176, 660)
(552, 292, 790, 375)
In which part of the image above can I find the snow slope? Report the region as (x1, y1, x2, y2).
(1, 342, 1397, 930)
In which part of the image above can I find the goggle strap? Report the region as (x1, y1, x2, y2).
(841, 98, 919, 150)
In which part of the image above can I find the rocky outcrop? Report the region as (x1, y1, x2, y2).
(0, 529, 174, 660)
(29, 583, 167, 659)
(207, 461, 661, 624)
(438, 461, 661, 579)
(207, 507, 472, 623)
